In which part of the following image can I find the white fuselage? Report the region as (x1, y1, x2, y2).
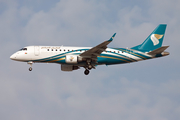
(10, 46, 151, 63)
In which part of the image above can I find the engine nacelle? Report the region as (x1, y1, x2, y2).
(61, 65, 79, 71)
(65, 55, 83, 64)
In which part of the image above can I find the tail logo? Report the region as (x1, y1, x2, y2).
(150, 34, 163, 46)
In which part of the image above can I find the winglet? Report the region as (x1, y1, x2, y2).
(108, 33, 116, 41)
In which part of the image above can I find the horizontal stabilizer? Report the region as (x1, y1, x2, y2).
(148, 46, 169, 55)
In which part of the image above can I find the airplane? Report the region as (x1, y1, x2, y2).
(10, 24, 169, 75)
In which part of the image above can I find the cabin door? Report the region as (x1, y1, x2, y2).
(34, 46, 40, 56)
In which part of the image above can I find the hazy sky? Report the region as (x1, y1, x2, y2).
(1, 0, 180, 120)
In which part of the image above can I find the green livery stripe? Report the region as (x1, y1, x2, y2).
(99, 56, 131, 63)
(34, 48, 152, 64)
(47, 57, 65, 62)
(34, 49, 89, 62)
(113, 48, 151, 60)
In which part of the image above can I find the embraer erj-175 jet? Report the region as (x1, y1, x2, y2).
(10, 24, 169, 75)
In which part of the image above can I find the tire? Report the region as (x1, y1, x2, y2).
(88, 65, 92, 70)
(84, 69, 90, 75)
(29, 67, 32, 71)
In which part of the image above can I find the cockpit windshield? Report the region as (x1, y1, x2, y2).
(19, 48, 27, 51)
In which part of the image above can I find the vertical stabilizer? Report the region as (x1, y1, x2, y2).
(131, 24, 167, 52)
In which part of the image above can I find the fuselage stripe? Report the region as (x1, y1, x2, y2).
(33, 48, 153, 65)
(100, 56, 130, 63)
(113, 48, 150, 60)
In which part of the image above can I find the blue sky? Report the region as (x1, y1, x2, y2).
(1, 0, 180, 120)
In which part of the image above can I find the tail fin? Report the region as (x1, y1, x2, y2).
(131, 24, 167, 52)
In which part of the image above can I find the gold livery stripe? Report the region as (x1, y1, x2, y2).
(49, 57, 65, 63)
(119, 49, 147, 60)
(129, 52, 147, 60)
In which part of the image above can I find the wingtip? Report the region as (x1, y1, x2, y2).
(108, 33, 116, 41)
(113, 33, 116, 37)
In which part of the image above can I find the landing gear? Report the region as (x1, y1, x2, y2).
(87, 64, 92, 70)
(84, 59, 95, 75)
(29, 67, 32, 71)
(86, 59, 93, 70)
(27, 61, 33, 71)
(84, 69, 90, 75)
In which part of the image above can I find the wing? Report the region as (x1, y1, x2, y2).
(79, 33, 116, 60)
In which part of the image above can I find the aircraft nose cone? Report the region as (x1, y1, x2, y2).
(10, 54, 16, 60)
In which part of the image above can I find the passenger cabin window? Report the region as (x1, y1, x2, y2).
(47, 49, 49, 51)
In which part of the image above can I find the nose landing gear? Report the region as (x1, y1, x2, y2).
(27, 61, 33, 71)
(29, 67, 32, 71)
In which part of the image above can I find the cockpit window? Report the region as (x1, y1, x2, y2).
(20, 48, 27, 51)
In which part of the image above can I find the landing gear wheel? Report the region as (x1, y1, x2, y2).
(27, 61, 33, 71)
(88, 65, 92, 70)
(84, 69, 90, 75)
(29, 67, 32, 71)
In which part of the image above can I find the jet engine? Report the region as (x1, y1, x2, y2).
(65, 55, 83, 64)
(61, 64, 79, 71)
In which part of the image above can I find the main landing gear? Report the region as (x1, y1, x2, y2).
(84, 59, 95, 75)
(84, 69, 90, 75)
(27, 61, 33, 71)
